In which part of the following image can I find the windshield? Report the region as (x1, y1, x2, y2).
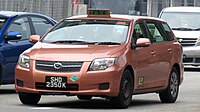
(161, 12, 200, 30)
(41, 19, 130, 45)
(0, 18, 7, 30)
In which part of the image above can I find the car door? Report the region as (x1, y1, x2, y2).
(132, 20, 157, 91)
(1, 17, 33, 82)
(144, 20, 173, 87)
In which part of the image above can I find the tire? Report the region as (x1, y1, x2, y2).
(0, 64, 2, 84)
(18, 92, 41, 105)
(77, 95, 92, 100)
(159, 67, 179, 103)
(110, 70, 133, 109)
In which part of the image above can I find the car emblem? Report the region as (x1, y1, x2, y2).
(53, 62, 63, 69)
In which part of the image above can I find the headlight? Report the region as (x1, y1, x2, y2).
(18, 55, 30, 69)
(89, 58, 116, 71)
(196, 37, 200, 46)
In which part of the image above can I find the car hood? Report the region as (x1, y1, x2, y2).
(173, 30, 200, 39)
(26, 42, 125, 61)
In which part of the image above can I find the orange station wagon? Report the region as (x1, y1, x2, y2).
(15, 9, 183, 108)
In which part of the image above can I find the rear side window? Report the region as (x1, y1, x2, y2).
(146, 21, 165, 43)
(0, 18, 7, 30)
(31, 17, 53, 36)
(161, 23, 174, 41)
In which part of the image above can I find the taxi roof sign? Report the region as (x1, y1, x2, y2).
(87, 9, 110, 18)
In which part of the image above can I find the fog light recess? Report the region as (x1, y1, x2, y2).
(99, 83, 109, 90)
(16, 79, 24, 87)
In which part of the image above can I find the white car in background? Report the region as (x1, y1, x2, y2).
(159, 7, 200, 67)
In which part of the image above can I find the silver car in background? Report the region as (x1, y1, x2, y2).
(159, 7, 200, 67)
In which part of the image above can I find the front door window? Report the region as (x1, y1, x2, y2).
(7, 17, 31, 40)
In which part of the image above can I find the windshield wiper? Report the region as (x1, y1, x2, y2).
(46, 40, 121, 45)
(172, 27, 194, 31)
(49, 40, 95, 44)
(95, 42, 121, 45)
(193, 28, 200, 31)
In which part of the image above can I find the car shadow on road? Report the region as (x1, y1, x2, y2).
(0, 89, 16, 95)
(35, 98, 161, 109)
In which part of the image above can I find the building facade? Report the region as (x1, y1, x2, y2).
(148, 0, 200, 17)
(0, 0, 68, 21)
(68, 0, 147, 16)
(0, 0, 200, 21)
(68, 0, 200, 17)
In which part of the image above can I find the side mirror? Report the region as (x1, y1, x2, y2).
(29, 35, 40, 43)
(136, 38, 151, 47)
(4, 32, 22, 41)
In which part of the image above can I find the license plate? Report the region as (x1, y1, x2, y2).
(46, 76, 67, 88)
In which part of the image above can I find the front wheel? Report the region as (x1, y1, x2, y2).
(159, 67, 179, 103)
(18, 92, 41, 105)
(110, 70, 133, 109)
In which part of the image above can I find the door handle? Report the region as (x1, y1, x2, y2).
(168, 48, 172, 53)
(168, 48, 172, 51)
(151, 51, 156, 55)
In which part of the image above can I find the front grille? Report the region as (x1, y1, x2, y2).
(195, 58, 200, 63)
(183, 58, 200, 63)
(35, 82, 79, 91)
(183, 58, 193, 63)
(36, 60, 83, 72)
(177, 37, 197, 47)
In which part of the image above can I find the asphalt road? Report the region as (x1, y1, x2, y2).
(0, 67, 200, 112)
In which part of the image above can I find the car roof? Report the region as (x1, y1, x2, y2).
(67, 14, 166, 22)
(162, 7, 200, 13)
(0, 11, 53, 19)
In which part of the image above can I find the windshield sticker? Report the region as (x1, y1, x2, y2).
(116, 21, 126, 25)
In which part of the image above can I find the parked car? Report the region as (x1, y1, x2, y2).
(159, 7, 200, 67)
(0, 11, 57, 85)
(15, 9, 183, 108)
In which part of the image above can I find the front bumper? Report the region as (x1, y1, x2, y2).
(15, 61, 123, 97)
(183, 46, 200, 66)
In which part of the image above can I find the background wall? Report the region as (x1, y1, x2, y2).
(0, 0, 68, 21)
(0, 0, 200, 21)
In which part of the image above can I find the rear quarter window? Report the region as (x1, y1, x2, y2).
(0, 18, 7, 30)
